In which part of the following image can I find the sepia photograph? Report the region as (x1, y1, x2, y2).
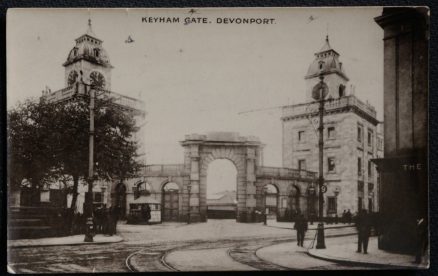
(6, 7, 429, 272)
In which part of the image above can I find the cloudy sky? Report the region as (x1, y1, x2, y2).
(7, 8, 384, 193)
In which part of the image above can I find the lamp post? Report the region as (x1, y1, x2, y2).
(308, 185, 316, 225)
(264, 186, 268, 225)
(187, 184, 192, 224)
(84, 84, 96, 242)
(312, 74, 328, 249)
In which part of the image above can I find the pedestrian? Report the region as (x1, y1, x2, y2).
(342, 210, 347, 223)
(144, 204, 151, 223)
(106, 207, 115, 236)
(346, 209, 352, 224)
(415, 217, 427, 264)
(356, 209, 371, 254)
(294, 214, 308, 247)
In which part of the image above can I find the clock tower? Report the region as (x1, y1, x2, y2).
(63, 19, 113, 90)
(305, 36, 349, 101)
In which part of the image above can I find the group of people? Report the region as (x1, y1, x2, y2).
(55, 206, 118, 236)
(291, 209, 370, 252)
(341, 209, 353, 224)
(93, 206, 121, 236)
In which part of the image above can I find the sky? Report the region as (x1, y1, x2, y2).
(7, 7, 384, 175)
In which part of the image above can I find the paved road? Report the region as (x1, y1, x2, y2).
(8, 220, 363, 273)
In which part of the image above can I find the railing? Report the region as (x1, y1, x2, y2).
(282, 95, 377, 120)
(256, 166, 317, 179)
(47, 85, 145, 114)
(143, 164, 186, 176)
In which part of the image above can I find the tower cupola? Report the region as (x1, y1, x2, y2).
(62, 20, 113, 90)
(305, 36, 349, 101)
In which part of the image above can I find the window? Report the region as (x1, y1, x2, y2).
(298, 131, 305, 142)
(358, 157, 362, 176)
(377, 137, 383, 151)
(368, 183, 374, 192)
(368, 130, 373, 147)
(358, 197, 363, 211)
(339, 84, 345, 97)
(328, 157, 336, 172)
(94, 48, 100, 57)
(85, 192, 103, 205)
(298, 159, 306, 171)
(327, 197, 337, 214)
(328, 126, 336, 139)
(368, 160, 373, 177)
(368, 198, 373, 212)
(358, 181, 364, 192)
(319, 61, 325, 70)
(357, 125, 363, 142)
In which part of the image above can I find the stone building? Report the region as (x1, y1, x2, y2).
(281, 36, 383, 218)
(124, 132, 317, 223)
(374, 7, 429, 254)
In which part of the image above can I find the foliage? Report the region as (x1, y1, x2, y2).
(7, 94, 142, 198)
(7, 99, 60, 190)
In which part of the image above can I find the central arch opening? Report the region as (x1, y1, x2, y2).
(206, 159, 238, 220)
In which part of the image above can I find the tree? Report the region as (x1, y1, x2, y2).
(52, 96, 142, 210)
(7, 99, 59, 195)
(7, 95, 143, 210)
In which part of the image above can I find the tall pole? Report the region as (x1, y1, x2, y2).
(187, 184, 191, 224)
(318, 81, 324, 220)
(316, 75, 326, 249)
(264, 188, 267, 225)
(84, 86, 95, 242)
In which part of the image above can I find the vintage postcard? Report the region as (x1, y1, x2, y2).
(6, 7, 429, 272)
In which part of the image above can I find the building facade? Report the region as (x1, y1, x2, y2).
(123, 132, 318, 223)
(282, 37, 383, 218)
(374, 7, 429, 254)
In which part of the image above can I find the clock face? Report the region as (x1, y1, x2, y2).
(67, 70, 78, 86)
(89, 71, 106, 89)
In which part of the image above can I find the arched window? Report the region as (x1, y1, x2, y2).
(319, 61, 325, 70)
(339, 84, 346, 97)
(265, 184, 279, 218)
(163, 182, 179, 191)
(94, 48, 100, 57)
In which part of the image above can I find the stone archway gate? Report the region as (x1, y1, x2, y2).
(181, 132, 264, 222)
(141, 132, 317, 223)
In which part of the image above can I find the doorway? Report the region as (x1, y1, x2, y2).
(162, 182, 179, 221)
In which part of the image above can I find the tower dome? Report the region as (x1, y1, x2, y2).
(305, 36, 348, 81)
(304, 36, 350, 101)
(63, 19, 113, 68)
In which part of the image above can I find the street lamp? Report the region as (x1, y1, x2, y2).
(312, 74, 328, 249)
(187, 184, 192, 224)
(264, 186, 268, 225)
(84, 83, 96, 242)
(308, 184, 316, 225)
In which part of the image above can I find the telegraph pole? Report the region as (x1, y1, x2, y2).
(315, 74, 327, 249)
(84, 84, 96, 242)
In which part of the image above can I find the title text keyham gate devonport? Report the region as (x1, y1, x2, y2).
(141, 17, 275, 24)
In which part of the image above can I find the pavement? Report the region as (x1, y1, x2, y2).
(307, 235, 429, 269)
(8, 219, 428, 272)
(118, 219, 295, 244)
(8, 234, 123, 248)
(266, 220, 353, 230)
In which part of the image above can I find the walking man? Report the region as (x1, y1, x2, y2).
(356, 209, 371, 254)
(294, 214, 308, 247)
